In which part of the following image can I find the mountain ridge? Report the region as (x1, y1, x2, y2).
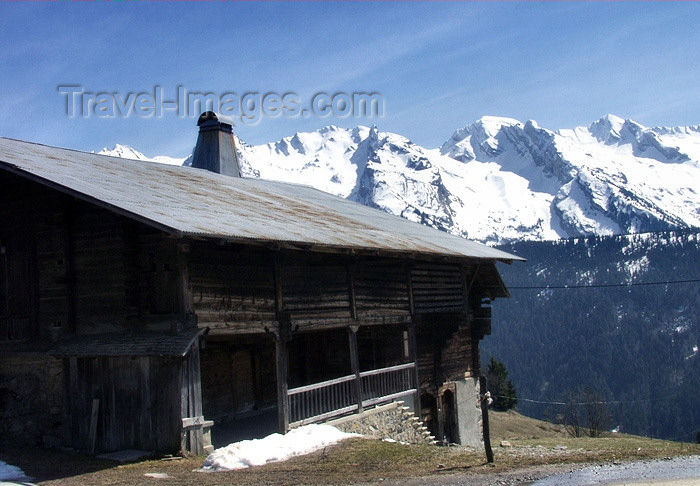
(99, 115, 700, 244)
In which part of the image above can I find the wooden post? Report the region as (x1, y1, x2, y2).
(88, 398, 99, 454)
(435, 393, 445, 445)
(347, 260, 357, 320)
(180, 344, 204, 455)
(276, 316, 291, 434)
(347, 326, 363, 413)
(405, 263, 415, 315)
(273, 253, 284, 316)
(176, 243, 194, 331)
(479, 374, 494, 463)
(407, 319, 421, 414)
(190, 344, 204, 454)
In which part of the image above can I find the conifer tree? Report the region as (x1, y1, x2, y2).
(486, 357, 518, 411)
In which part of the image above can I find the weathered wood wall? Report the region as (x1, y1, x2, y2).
(188, 242, 479, 336)
(189, 246, 277, 334)
(0, 172, 188, 340)
(63, 354, 184, 453)
(0, 170, 485, 344)
(414, 313, 477, 394)
(411, 262, 467, 314)
(0, 174, 41, 341)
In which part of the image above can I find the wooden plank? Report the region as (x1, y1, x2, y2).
(88, 398, 99, 454)
(176, 243, 194, 329)
(289, 404, 359, 428)
(182, 415, 205, 428)
(358, 362, 415, 378)
(287, 374, 355, 395)
(361, 389, 418, 409)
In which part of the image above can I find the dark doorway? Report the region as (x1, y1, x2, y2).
(200, 334, 278, 446)
(442, 389, 458, 444)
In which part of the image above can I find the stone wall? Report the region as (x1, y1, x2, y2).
(328, 401, 435, 444)
(0, 355, 64, 446)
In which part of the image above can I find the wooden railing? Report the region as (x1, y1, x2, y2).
(288, 362, 417, 427)
(360, 362, 416, 407)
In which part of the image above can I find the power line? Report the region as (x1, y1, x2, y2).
(505, 392, 684, 406)
(509, 278, 700, 290)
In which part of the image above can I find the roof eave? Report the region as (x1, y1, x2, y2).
(0, 160, 183, 238)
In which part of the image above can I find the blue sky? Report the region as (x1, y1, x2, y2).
(1, 2, 699, 157)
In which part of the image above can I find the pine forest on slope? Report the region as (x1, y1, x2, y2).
(484, 231, 699, 442)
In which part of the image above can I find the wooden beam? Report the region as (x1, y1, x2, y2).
(435, 393, 445, 445)
(479, 374, 494, 463)
(408, 318, 421, 413)
(88, 398, 100, 454)
(466, 263, 480, 295)
(406, 263, 415, 315)
(273, 253, 284, 318)
(347, 260, 357, 320)
(189, 344, 204, 454)
(276, 315, 291, 434)
(347, 326, 363, 414)
(182, 416, 205, 428)
(176, 242, 194, 331)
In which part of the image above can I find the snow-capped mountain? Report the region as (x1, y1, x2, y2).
(100, 115, 700, 244)
(97, 144, 187, 166)
(439, 115, 700, 241)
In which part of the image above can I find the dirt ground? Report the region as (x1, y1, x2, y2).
(1, 411, 698, 486)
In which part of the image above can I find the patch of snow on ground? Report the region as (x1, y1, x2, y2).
(199, 424, 360, 471)
(0, 460, 31, 482)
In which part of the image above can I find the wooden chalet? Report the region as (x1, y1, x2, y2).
(0, 112, 523, 454)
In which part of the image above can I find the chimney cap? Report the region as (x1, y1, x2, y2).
(197, 111, 235, 132)
(191, 111, 241, 177)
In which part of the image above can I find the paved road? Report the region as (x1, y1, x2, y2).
(375, 456, 700, 486)
(531, 456, 700, 486)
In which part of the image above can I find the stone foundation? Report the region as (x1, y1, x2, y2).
(328, 401, 435, 444)
(0, 354, 64, 446)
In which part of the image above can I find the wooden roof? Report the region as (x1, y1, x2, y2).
(0, 136, 523, 264)
(49, 329, 205, 357)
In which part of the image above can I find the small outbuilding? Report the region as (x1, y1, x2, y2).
(0, 113, 522, 454)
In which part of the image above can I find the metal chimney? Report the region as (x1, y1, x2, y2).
(191, 111, 241, 177)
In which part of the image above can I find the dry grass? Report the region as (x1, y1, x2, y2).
(2, 412, 698, 485)
(489, 409, 570, 441)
